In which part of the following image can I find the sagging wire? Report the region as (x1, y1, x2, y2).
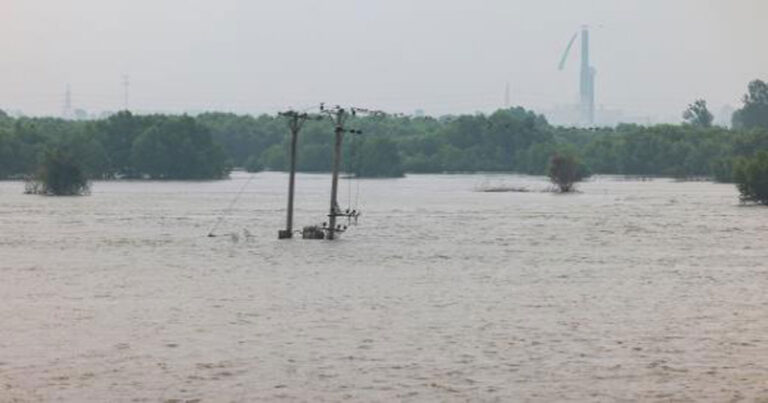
(207, 174, 255, 238)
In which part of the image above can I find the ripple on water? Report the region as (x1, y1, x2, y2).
(0, 174, 766, 401)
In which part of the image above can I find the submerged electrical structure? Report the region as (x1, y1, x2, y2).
(277, 110, 323, 240)
(278, 104, 377, 241)
(559, 25, 596, 127)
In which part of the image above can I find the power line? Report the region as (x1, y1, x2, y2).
(207, 174, 256, 238)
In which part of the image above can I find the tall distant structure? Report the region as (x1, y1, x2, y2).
(122, 74, 130, 111)
(559, 26, 596, 126)
(579, 27, 595, 126)
(504, 82, 511, 108)
(63, 84, 72, 119)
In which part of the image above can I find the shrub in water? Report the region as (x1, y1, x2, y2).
(25, 149, 90, 196)
(734, 151, 768, 205)
(548, 153, 590, 193)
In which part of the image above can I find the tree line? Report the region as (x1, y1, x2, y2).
(0, 111, 229, 180)
(1, 79, 767, 183)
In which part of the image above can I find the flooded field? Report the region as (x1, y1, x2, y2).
(1, 172, 767, 402)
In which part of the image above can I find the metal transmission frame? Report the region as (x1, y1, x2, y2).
(277, 110, 323, 239)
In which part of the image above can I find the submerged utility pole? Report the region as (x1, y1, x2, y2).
(319, 105, 378, 240)
(276, 104, 382, 241)
(326, 107, 346, 240)
(277, 110, 321, 239)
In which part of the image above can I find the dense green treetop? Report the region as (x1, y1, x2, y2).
(683, 99, 714, 128)
(25, 148, 90, 196)
(1, 79, 767, 181)
(733, 80, 768, 130)
(0, 112, 228, 180)
(131, 116, 228, 179)
(734, 151, 768, 205)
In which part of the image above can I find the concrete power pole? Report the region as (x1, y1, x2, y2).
(326, 107, 347, 240)
(277, 110, 321, 239)
(320, 105, 373, 240)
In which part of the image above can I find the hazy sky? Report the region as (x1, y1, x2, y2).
(1, 0, 766, 121)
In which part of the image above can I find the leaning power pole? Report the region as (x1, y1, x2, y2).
(277, 110, 321, 239)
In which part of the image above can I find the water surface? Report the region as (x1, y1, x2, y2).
(1, 173, 766, 401)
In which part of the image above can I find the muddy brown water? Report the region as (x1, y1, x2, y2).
(1, 172, 767, 401)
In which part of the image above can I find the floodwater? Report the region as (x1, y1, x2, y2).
(1, 172, 767, 402)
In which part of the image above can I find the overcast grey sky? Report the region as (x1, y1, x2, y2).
(1, 0, 766, 121)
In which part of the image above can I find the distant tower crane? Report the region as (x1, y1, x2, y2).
(559, 25, 596, 127)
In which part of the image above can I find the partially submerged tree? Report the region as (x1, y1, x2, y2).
(548, 153, 590, 193)
(683, 99, 714, 128)
(26, 149, 90, 196)
(733, 151, 768, 205)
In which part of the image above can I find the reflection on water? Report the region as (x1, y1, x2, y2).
(0, 172, 766, 401)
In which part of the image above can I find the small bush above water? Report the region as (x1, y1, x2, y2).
(734, 151, 768, 205)
(25, 149, 90, 196)
(548, 154, 590, 193)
